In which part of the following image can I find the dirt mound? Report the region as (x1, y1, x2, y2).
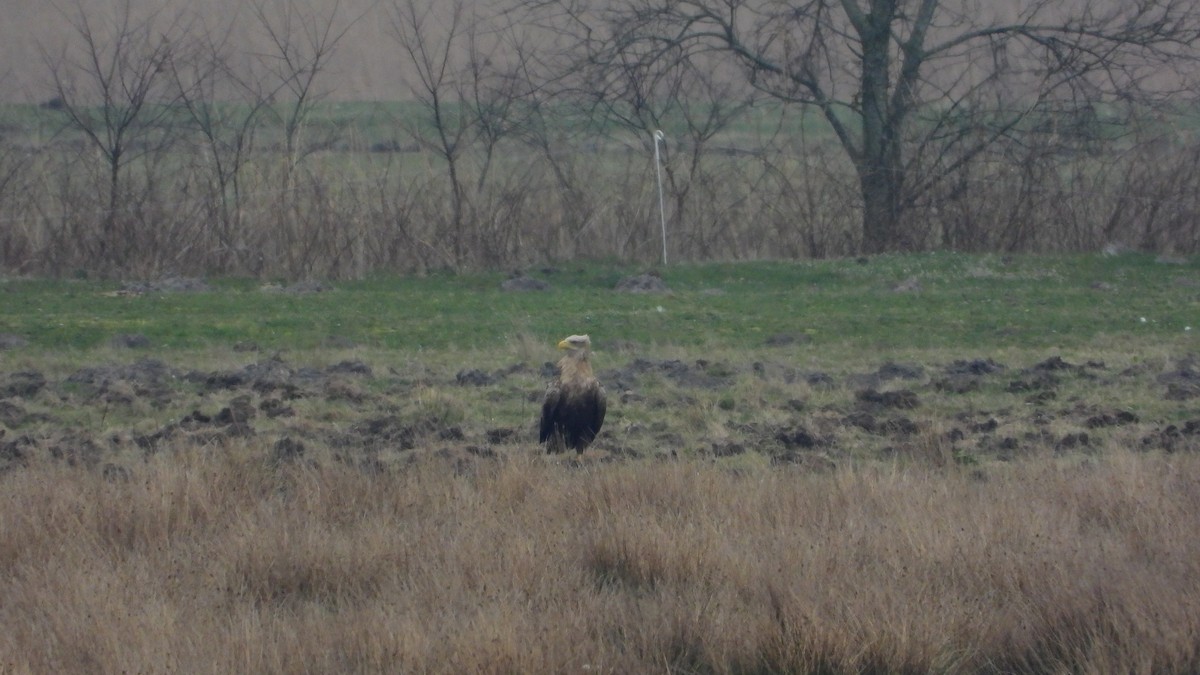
(848, 361, 925, 389)
(855, 388, 921, 410)
(601, 358, 736, 390)
(120, 277, 212, 294)
(501, 275, 549, 292)
(1157, 356, 1200, 400)
(1, 371, 46, 398)
(615, 272, 669, 293)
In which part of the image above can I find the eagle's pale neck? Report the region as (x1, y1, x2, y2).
(558, 350, 593, 381)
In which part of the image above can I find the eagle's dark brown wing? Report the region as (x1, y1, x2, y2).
(539, 382, 563, 446)
(577, 381, 606, 449)
(539, 377, 607, 453)
(557, 379, 605, 452)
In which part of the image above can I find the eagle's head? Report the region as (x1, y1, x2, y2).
(557, 334, 592, 353)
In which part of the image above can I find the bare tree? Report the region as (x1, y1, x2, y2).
(168, 13, 258, 273)
(520, 0, 1200, 253)
(390, 0, 475, 268)
(42, 0, 185, 272)
(251, 0, 356, 179)
(249, 0, 360, 277)
(0, 124, 35, 274)
(530, 19, 741, 260)
(390, 0, 531, 268)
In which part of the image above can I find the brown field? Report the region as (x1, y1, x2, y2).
(3, 343, 1200, 672)
(3, 443, 1199, 673)
(3, 3, 1200, 664)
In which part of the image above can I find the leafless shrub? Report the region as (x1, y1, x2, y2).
(923, 112, 1200, 253)
(0, 137, 38, 273)
(166, 6, 279, 275)
(40, 0, 186, 276)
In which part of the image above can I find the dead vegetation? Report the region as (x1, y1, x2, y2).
(2, 442, 1199, 673)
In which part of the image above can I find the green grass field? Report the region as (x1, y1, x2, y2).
(3, 252, 1195, 353)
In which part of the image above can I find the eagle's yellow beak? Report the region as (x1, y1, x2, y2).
(557, 338, 571, 350)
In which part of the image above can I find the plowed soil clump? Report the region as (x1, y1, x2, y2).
(1, 352, 1196, 474)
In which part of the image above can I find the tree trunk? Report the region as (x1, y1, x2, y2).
(859, 160, 903, 253)
(105, 148, 122, 270)
(853, 0, 905, 254)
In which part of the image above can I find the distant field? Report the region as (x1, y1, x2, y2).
(2, 253, 1200, 672)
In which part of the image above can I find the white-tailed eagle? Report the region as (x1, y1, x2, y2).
(539, 334, 607, 453)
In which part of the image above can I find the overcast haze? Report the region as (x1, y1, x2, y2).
(2, 0, 410, 103)
(2, 0, 1185, 105)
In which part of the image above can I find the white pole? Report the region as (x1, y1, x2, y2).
(653, 129, 668, 266)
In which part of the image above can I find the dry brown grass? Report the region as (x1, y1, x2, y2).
(2, 440, 1199, 674)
